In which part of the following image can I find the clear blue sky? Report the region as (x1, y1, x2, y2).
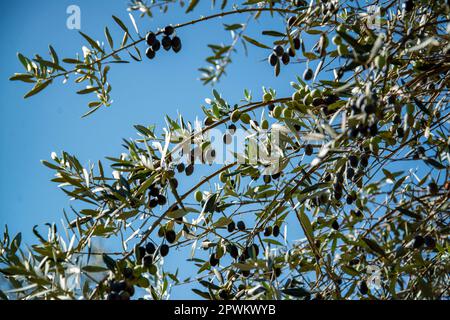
(0, 0, 311, 298)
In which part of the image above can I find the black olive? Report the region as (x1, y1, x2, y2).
(303, 68, 313, 81)
(119, 290, 131, 300)
(369, 123, 378, 136)
(209, 253, 219, 267)
(428, 182, 438, 195)
(273, 45, 284, 57)
(142, 254, 153, 267)
(293, 37, 301, 50)
(237, 221, 246, 231)
(161, 35, 172, 51)
(305, 144, 314, 156)
(145, 47, 155, 60)
(359, 281, 368, 295)
(264, 226, 272, 237)
(159, 244, 170, 257)
(271, 172, 281, 180)
(331, 220, 340, 230)
(157, 194, 167, 205)
(227, 245, 239, 259)
(145, 242, 156, 255)
(227, 221, 236, 232)
(165, 230, 176, 244)
(360, 154, 369, 167)
(107, 292, 120, 300)
(263, 175, 271, 184)
(287, 16, 297, 27)
(171, 36, 182, 53)
(288, 47, 296, 57)
(413, 235, 425, 249)
(163, 25, 175, 36)
(122, 267, 133, 279)
(424, 235, 436, 249)
(403, 0, 414, 13)
(281, 52, 290, 65)
(272, 225, 280, 237)
(346, 195, 354, 205)
(149, 198, 158, 208)
(185, 164, 194, 176)
(218, 289, 228, 300)
(348, 155, 358, 168)
(176, 163, 185, 173)
(268, 53, 278, 66)
(145, 32, 156, 46)
(152, 39, 161, 51)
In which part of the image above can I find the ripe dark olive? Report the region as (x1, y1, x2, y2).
(171, 178, 179, 189)
(264, 226, 272, 237)
(268, 53, 278, 66)
(346, 167, 355, 179)
(171, 36, 182, 53)
(228, 124, 237, 133)
(303, 68, 313, 81)
(163, 25, 175, 36)
(304, 144, 314, 156)
(227, 245, 239, 259)
(403, 0, 414, 12)
(287, 16, 296, 27)
(268, 104, 275, 111)
(293, 37, 301, 50)
(274, 267, 282, 278)
(145, 47, 155, 60)
(185, 164, 194, 176)
(209, 254, 219, 267)
(363, 103, 376, 114)
(123, 267, 133, 279)
(360, 154, 369, 167)
(145, 242, 156, 255)
(136, 246, 146, 262)
(281, 52, 290, 65)
(346, 195, 354, 205)
(348, 155, 358, 168)
(126, 284, 135, 297)
(157, 195, 167, 205)
(107, 292, 120, 300)
(160, 244, 170, 257)
(271, 172, 281, 180)
(218, 289, 228, 300)
(161, 36, 172, 51)
(354, 210, 363, 217)
(413, 235, 425, 249)
(273, 45, 284, 57)
(294, 124, 301, 131)
(263, 175, 271, 184)
(424, 235, 436, 249)
(145, 32, 156, 46)
(152, 39, 161, 51)
(242, 270, 250, 277)
(149, 198, 158, 208)
(359, 281, 368, 295)
(112, 280, 127, 293)
(227, 221, 236, 232)
(176, 163, 185, 173)
(288, 47, 296, 57)
(272, 225, 280, 237)
(142, 254, 153, 267)
(237, 221, 246, 231)
(428, 182, 438, 195)
(331, 220, 340, 230)
(149, 186, 160, 197)
(349, 127, 359, 138)
(165, 230, 176, 244)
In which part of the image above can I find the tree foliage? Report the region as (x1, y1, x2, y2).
(2, 0, 450, 300)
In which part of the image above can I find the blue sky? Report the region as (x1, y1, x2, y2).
(0, 0, 311, 298)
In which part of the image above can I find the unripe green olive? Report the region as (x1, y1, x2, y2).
(337, 25, 346, 33)
(219, 172, 227, 183)
(263, 92, 273, 102)
(303, 93, 313, 106)
(240, 113, 251, 124)
(261, 119, 269, 130)
(337, 44, 349, 56)
(332, 35, 342, 45)
(292, 91, 301, 101)
(272, 106, 282, 118)
(283, 108, 293, 118)
(195, 190, 203, 202)
(311, 89, 321, 98)
(231, 110, 241, 122)
(374, 55, 386, 69)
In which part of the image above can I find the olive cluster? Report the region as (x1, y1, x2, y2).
(267, 16, 301, 72)
(347, 93, 380, 139)
(106, 274, 135, 300)
(145, 25, 182, 60)
(413, 235, 436, 249)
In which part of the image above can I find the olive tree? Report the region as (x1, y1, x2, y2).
(1, 0, 449, 300)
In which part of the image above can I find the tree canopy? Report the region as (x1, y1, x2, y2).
(2, 0, 449, 300)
